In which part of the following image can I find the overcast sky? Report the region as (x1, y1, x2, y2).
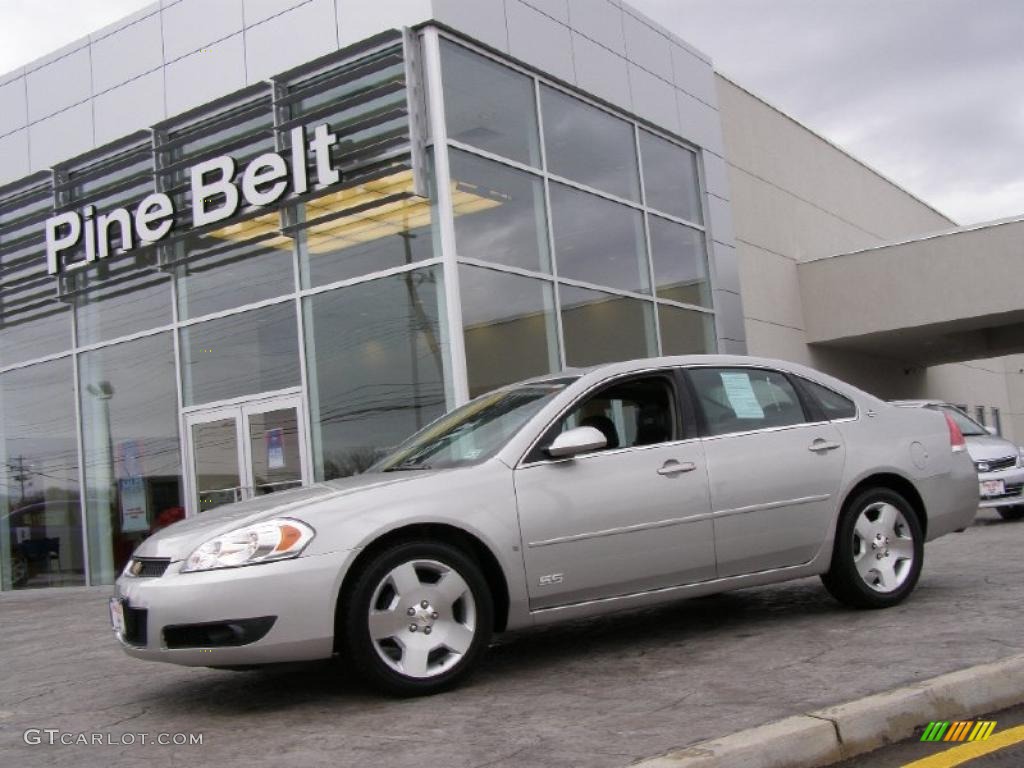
(2, 0, 1021, 225)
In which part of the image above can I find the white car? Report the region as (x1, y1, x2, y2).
(893, 401, 1024, 520)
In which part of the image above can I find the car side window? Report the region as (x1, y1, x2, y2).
(799, 378, 856, 420)
(689, 367, 807, 436)
(554, 375, 678, 453)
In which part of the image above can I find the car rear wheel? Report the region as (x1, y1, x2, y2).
(821, 488, 923, 609)
(997, 506, 1024, 521)
(342, 540, 493, 696)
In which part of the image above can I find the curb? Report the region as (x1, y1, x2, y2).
(633, 652, 1024, 768)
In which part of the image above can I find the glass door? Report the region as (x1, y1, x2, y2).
(183, 393, 309, 514)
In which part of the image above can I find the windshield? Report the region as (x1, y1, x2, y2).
(371, 378, 577, 472)
(935, 405, 988, 437)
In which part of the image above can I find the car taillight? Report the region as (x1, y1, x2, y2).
(944, 412, 966, 453)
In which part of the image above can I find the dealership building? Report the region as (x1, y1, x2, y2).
(1, 0, 1022, 591)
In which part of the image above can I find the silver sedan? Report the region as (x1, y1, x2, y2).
(113, 355, 978, 695)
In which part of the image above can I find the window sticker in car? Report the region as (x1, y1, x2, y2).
(720, 372, 765, 419)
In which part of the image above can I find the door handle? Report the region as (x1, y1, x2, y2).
(657, 460, 697, 476)
(808, 440, 842, 453)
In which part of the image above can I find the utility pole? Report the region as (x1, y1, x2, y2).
(7, 456, 28, 502)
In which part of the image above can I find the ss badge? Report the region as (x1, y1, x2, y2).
(539, 573, 564, 586)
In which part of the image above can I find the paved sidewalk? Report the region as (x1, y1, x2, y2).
(1, 510, 1023, 768)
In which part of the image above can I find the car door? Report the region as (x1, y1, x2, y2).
(687, 366, 846, 578)
(513, 371, 715, 610)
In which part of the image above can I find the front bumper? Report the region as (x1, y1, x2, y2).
(113, 550, 353, 667)
(978, 465, 1024, 509)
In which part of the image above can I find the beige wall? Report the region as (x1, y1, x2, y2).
(716, 74, 1018, 439)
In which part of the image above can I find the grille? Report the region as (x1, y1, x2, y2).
(122, 605, 148, 647)
(128, 557, 171, 578)
(976, 456, 1017, 473)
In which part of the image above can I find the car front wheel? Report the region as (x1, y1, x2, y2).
(821, 488, 924, 609)
(342, 540, 493, 696)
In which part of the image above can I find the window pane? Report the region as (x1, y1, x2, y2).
(659, 305, 715, 355)
(0, 304, 71, 368)
(298, 167, 437, 288)
(0, 359, 85, 590)
(305, 267, 450, 479)
(173, 225, 295, 320)
(557, 376, 677, 450)
(640, 130, 702, 223)
(689, 368, 807, 436)
(75, 269, 172, 346)
(559, 284, 656, 368)
(460, 266, 559, 398)
(441, 41, 540, 167)
(541, 86, 639, 201)
(800, 378, 856, 420)
(649, 215, 711, 307)
(79, 334, 182, 584)
(450, 149, 550, 272)
(180, 302, 300, 405)
(550, 183, 648, 293)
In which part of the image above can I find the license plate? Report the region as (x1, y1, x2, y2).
(981, 479, 1005, 498)
(109, 597, 125, 635)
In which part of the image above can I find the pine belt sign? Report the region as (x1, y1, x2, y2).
(45, 123, 344, 276)
(38, 28, 428, 279)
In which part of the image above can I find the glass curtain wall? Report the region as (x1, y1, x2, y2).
(438, 38, 716, 392)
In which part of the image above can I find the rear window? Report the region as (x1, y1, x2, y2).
(800, 378, 856, 420)
(689, 367, 807, 436)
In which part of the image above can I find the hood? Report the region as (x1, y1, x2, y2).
(132, 471, 431, 560)
(964, 434, 1020, 462)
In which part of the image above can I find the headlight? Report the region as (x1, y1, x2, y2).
(182, 519, 314, 573)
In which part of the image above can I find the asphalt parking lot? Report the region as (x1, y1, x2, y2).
(1, 509, 1023, 768)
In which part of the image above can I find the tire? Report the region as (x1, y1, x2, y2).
(821, 488, 924, 609)
(341, 540, 493, 696)
(997, 507, 1024, 521)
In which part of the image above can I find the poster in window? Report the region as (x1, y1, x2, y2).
(119, 477, 149, 533)
(266, 428, 285, 470)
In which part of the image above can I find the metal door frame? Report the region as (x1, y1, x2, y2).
(181, 388, 311, 517)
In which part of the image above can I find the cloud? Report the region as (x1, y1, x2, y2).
(630, 0, 1024, 225)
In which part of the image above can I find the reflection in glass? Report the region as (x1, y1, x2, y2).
(639, 130, 703, 223)
(305, 267, 450, 480)
(0, 304, 70, 368)
(450, 149, 550, 273)
(460, 266, 559, 398)
(0, 359, 85, 590)
(541, 85, 640, 201)
(79, 334, 182, 583)
(298, 169, 437, 288)
(658, 305, 716, 356)
(75, 267, 172, 346)
(248, 408, 303, 497)
(441, 41, 541, 167)
(559, 284, 656, 368)
(192, 419, 241, 513)
(550, 183, 649, 294)
(648, 215, 711, 307)
(175, 220, 295, 319)
(180, 302, 300, 406)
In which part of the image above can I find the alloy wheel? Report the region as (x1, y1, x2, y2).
(851, 501, 915, 593)
(367, 559, 477, 679)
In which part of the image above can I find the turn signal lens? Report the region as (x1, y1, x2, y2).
(182, 519, 315, 573)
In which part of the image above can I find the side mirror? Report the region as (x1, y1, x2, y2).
(985, 426, 998, 436)
(546, 426, 607, 458)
